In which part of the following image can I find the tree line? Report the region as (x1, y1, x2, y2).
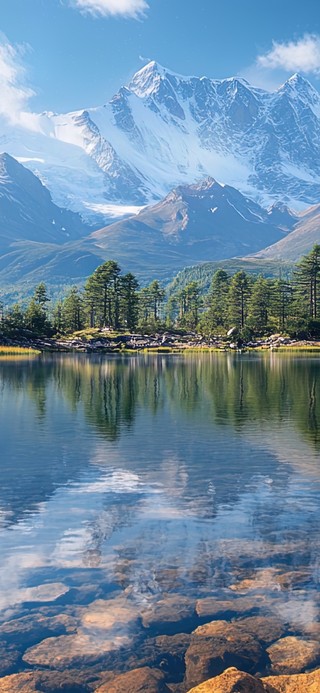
(1, 246, 320, 339)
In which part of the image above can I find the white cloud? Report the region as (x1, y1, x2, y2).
(70, 0, 149, 18)
(0, 37, 35, 123)
(258, 34, 320, 75)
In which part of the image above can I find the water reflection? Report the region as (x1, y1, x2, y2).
(0, 354, 319, 679)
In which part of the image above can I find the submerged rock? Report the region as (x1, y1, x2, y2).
(267, 635, 320, 674)
(195, 596, 263, 619)
(235, 616, 286, 646)
(96, 666, 171, 692)
(184, 620, 263, 689)
(130, 633, 191, 682)
(0, 613, 77, 648)
(0, 644, 21, 677)
(229, 568, 282, 593)
(141, 595, 195, 630)
(0, 670, 91, 692)
(20, 583, 70, 603)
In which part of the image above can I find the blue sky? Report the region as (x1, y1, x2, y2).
(1, 0, 320, 114)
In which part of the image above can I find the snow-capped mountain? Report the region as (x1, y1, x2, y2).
(1, 62, 320, 223)
(0, 153, 89, 248)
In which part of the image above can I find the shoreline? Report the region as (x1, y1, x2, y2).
(1, 328, 320, 355)
(1, 333, 320, 355)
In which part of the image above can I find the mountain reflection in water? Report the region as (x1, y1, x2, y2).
(0, 353, 319, 681)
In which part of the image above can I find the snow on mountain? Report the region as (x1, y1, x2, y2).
(1, 61, 320, 223)
(0, 153, 89, 248)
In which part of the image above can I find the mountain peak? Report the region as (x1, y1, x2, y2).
(128, 60, 168, 97)
(279, 72, 319, 99)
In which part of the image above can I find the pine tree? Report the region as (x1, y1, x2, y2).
(269, 277, 293, 332)
(205, 269, 230, 331)
(84, 260, 121, 329)
(61, 287, 84, 333)
(178, 281, 201, 329)
(228, 271, 252, 330)
(247, 276, 270, 334)
(25, 284, 50, 334)
(294, 244, 320, 320)
(138, 280, 165, 329)
(119, 273, 139, 331)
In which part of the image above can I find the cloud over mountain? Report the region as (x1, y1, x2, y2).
(258, 34, 320, 75)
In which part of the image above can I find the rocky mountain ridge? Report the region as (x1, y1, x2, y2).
(1, 62, 320, 224)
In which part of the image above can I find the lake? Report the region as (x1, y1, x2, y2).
(0, 353, 319, 689)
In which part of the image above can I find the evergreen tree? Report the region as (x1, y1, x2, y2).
(33, 283, 50, 307)
(205, 269, 230, 331)
(4, 303, 25, 332)
(247, 276, 270, 334)
(165, 295, 178, 328)
(61, 287, 84, 333)
(178, 281, 201, 329)
(119, 273, 139, 330)
(25, 284, 50, 334)
(269, 277, 293, 332)
(138, 280, 165, 329)
(294, 244, 320, 320)
(228, 271, 252, 330)
(148, 280, 165, 322)
(84, 260, 121, 329)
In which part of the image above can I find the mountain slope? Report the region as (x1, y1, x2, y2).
(0, 153, 89, 248)
(253, 205, 320, 261)
(0, 179, 297, 287)
(89, 177, 295, 270)
(1, 64, 320, 222)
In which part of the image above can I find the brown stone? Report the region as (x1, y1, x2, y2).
(0, 670, 90, 692)
(23, 631, 132, 669)
(267, 636, 320, 674)
(0, 613, 77, 648)
(229, 569, 312, 595)
(229, 569, 281, 593)
(133, 633, 191, 682)
(23, 596, 140, 669)
(275, 571, 310, 590)
(195, 597, 264, 619)
(236, 616, 285, 646)
(263, 668, 320, 692)
(184, 666, 320, 693)
(21, 583, 69, 603)
(141, 595, 194, 629)
(96, 667, 171, 692)
(186, 666, 268, 692)
(0, 644, 21, 677)
(184, 621, 263, 689)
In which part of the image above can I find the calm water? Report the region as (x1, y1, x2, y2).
(0, 353, 320, 682)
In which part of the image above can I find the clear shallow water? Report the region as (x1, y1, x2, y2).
(0, 353, 320, 683)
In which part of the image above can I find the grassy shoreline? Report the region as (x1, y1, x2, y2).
(0, 345, 41, 356)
